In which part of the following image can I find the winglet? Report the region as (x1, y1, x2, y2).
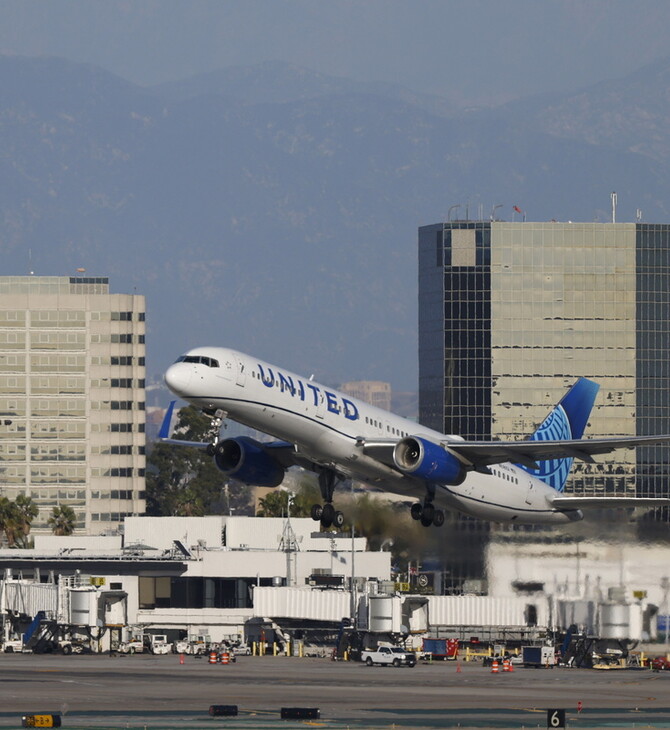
(158, 400, 177, 440)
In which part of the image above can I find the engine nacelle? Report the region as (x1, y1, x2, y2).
(393, 436, 467, 485)
(214, 437, 285, 488)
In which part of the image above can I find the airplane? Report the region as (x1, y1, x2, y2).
(160, 346, 670, 529)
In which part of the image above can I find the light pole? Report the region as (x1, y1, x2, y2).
(350, 481, 356, 626)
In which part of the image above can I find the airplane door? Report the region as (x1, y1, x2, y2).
(525, 478, 534, 505)
(233, 354, 246, 387)
(315, 390, 326, 419)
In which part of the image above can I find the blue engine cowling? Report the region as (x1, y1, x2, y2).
(214, 437, 285, 488)
(393, 436, 466, 485)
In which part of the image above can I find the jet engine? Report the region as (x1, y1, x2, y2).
(213, 437, 285, 488)
(393, 436, 467, 485)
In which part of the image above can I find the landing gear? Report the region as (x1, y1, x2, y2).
(310, 470, 345, 529)
(410, 501, 444, 528)
(203, 409, 228, 454)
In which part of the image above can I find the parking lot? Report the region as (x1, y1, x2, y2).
(2, 653, 670, 728)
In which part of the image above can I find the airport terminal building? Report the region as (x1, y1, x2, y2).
(0, 276, 146, 534)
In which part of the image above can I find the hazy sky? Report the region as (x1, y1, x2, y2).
(2, 0, 670, 105)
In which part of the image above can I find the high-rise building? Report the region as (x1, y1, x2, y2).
(0, 276, 146, 535)
(339, 381, 392, 411)
(418, 221, 670, 591)
(419, 221, 670, 499)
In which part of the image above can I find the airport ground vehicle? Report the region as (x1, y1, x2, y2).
(361, 644, 416, 667)
(2, 638, 25, 653)
(147, 634, 172, 654)
(651, 656, 670, 671)
(422, 637, 459, 660)
(174, 634, 211, 655)
(522, 645, 556, 667)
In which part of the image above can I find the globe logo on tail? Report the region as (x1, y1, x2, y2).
(519, 405, 573, 492)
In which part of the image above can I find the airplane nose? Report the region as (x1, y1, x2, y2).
(164, 363, 192, 396)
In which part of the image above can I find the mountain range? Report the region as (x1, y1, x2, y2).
(2, 53, 670, 395)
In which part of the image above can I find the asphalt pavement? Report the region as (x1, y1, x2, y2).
(1, 653, 669, 728)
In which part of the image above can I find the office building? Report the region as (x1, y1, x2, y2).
(418, 221, 670, 590)
(339, 380, 392, 411)
(419, 221, 670, 500)
(0, 276, 146, 535)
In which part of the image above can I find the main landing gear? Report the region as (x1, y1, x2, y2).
(311, 470, 345, 530)
(410, 501, 445, 528)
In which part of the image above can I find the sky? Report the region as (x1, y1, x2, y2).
(2, 0, 670, 106)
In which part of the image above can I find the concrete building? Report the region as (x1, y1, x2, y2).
(0, 276, 146, 534)
(0, 515, 391, 646)
(339, 381, 392, 412)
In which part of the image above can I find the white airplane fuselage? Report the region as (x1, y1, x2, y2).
(164, 347, 580, 525)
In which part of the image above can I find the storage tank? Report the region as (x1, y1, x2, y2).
(600, 602, 630, 639)
(69, 588, 98, 626)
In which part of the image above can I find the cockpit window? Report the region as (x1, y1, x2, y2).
(174, 355, 219, 367)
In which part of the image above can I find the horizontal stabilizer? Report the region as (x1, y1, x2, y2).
(553, 496, 670, 510)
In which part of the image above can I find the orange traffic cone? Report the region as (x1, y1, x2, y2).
(503, 658, 510, 672)
(491, 659, 499, 674)
(179, 653, 185, 665)
(456, 662, 462, 673)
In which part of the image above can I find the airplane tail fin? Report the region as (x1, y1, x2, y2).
(517, 378, 600, 492)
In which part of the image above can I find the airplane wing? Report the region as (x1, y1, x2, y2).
(444, 435, 670, 470)
(158, 400, 309, 469)
(552, 496, 670, 509)
(360, 434, 670, 471)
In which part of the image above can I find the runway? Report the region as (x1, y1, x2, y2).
(1, 653, 670, 728)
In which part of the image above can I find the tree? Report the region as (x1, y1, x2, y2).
(12, 494, 38, 547)
(0, 494, 39, 547)
(146, 405, 252, 516)
(47, 504, 76, 536)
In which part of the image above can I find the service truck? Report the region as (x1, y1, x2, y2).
(361, 644, 416, 667)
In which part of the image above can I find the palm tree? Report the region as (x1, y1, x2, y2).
(12, 494, 38, 548)
(47, 504, 77, 536)
(0, 496, 18, 546)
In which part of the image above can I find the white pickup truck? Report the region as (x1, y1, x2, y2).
(361, 645, 416, 667)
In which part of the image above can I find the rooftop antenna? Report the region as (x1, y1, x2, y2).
(490, 204, 503, 221)
(636, 208, 643, 222)
(447, 205, 460, 222)
(611, 192, 617, 223)
(28, 248, 34, 276)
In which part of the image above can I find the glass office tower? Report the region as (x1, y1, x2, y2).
(419, 221, 670, 500)
(0, 276, 146, 535)
(418, 222, 670, 590)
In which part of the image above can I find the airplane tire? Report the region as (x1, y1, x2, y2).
(321, 503, 335, 528)
(410, 503, 423, 521)
(420, 515, 433, 527)
(432, 509, 445, 527)
(422, 503, 435, 522)
(310, 504, 323, 522)
(333, 511, 345, 529)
